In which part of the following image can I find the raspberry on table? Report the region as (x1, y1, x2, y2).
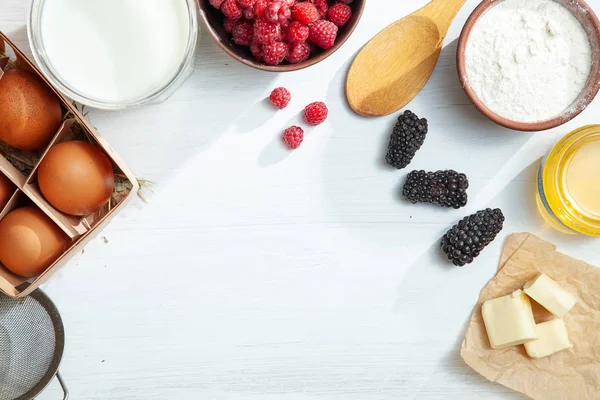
(223, 18, 237, 33)
(283, 126, 304, 149)
(221, 0, 242, 19)
(309, 20, 338, 49)
(327, 3, 352, 26)
(304, 101, 328, 125)
(269, 87, 291, 109)
(285, 21, 309, 43)
(292, 2, 320, 24)
(232, 21, 254, 46)
(263, 41, 288, 65)
(286, 42, 310, 63)
(254, 19, 280, 44)
(210, 0, 226, 9)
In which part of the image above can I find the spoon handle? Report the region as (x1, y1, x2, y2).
(419, 0, 467, 34)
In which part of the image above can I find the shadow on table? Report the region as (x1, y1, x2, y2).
(232, 98, 278, 135)
(388, 160, 564, 399)
(318, 39, 533, 249)
(257, 111, 305, 167)
(426, 323, 531, 400)
(4, 24, 278, 202)
(77, 26, 276, 200)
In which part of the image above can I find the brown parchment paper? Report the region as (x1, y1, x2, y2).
(461, 233, 600, 400)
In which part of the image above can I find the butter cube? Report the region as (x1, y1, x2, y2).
(523, 274, 576, 318)
(482, 290, 538, 349)
(524, 319, 573, 359)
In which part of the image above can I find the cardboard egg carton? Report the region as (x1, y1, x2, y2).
(0, 32, 139, 298)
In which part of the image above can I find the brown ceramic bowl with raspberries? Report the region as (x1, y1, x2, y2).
(198, 0, 365, 71)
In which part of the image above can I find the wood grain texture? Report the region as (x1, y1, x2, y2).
(1, 1, 599, 399)
(346, 0, 466, 117)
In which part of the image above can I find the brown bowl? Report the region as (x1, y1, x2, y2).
(198, 0, 365, 72)
(457, 0, 600, 132)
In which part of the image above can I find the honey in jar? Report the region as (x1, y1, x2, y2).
(537, 125, 600, 235)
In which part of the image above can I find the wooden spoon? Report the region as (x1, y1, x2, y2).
(346, 0, 466, 117)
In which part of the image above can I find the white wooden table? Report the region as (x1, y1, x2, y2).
(3, 1, 600, 399)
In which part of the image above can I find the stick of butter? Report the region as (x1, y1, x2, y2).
(524, 318, 573, 359)
(482, 290, 537, 349)
(523, 274, 576, 318)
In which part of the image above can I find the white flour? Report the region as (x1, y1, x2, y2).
(465, 0, 592, 123)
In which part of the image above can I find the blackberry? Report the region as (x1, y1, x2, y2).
(385, 110, 428, 169)
(441, 208, 505, 267)
(403, 170, 469, 209)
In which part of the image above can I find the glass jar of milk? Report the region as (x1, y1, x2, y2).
(28, 0, 198, 110)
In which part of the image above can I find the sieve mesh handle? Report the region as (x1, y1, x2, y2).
(56, 371, 69, 400)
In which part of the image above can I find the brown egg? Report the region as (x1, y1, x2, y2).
(0, 70, 62, 150)
(38, 141, 114, 216)
(0, 206, 70, 278)
(0, 174, 14, 210)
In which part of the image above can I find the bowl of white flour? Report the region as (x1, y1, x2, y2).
(457, 0, 600, 131)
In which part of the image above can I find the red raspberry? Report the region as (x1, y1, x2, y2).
(263, 41, 288, 65)
(224, 18, 237, 33)
(309, 20, 337, 49)
(286, 42, 310, 63)
(237, 0, 256, 7)
(269, 87, 291, 109)
(232, 21, 254, 46)
(276, 28, 285, 42)
(280, 18, 291, 30)
(210, 0, 225, 8)
(254, 19, 280, 44)
(243, 6, 255, 19)
(283, 0, 296, 6)
(283, 126, 304, 149)
(221, 0, 242, 19)
(285, 21, 309, 43)
(311, 0, 328, 17)
(250, 40, 264, 60)
(253, 0, 267, 17)
(278, 3, 291, 24)
(327, 3, 352, 26)
(265, 1, 283, 23)
(291, 2, 319, 24)
(304, 101, 328, 125)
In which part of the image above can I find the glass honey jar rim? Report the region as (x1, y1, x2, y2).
(541, 124, 600, 236)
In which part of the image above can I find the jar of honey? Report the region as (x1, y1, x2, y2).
(537, 125, 600, 236)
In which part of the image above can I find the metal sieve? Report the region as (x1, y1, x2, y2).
(0, 289, 68, 400)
